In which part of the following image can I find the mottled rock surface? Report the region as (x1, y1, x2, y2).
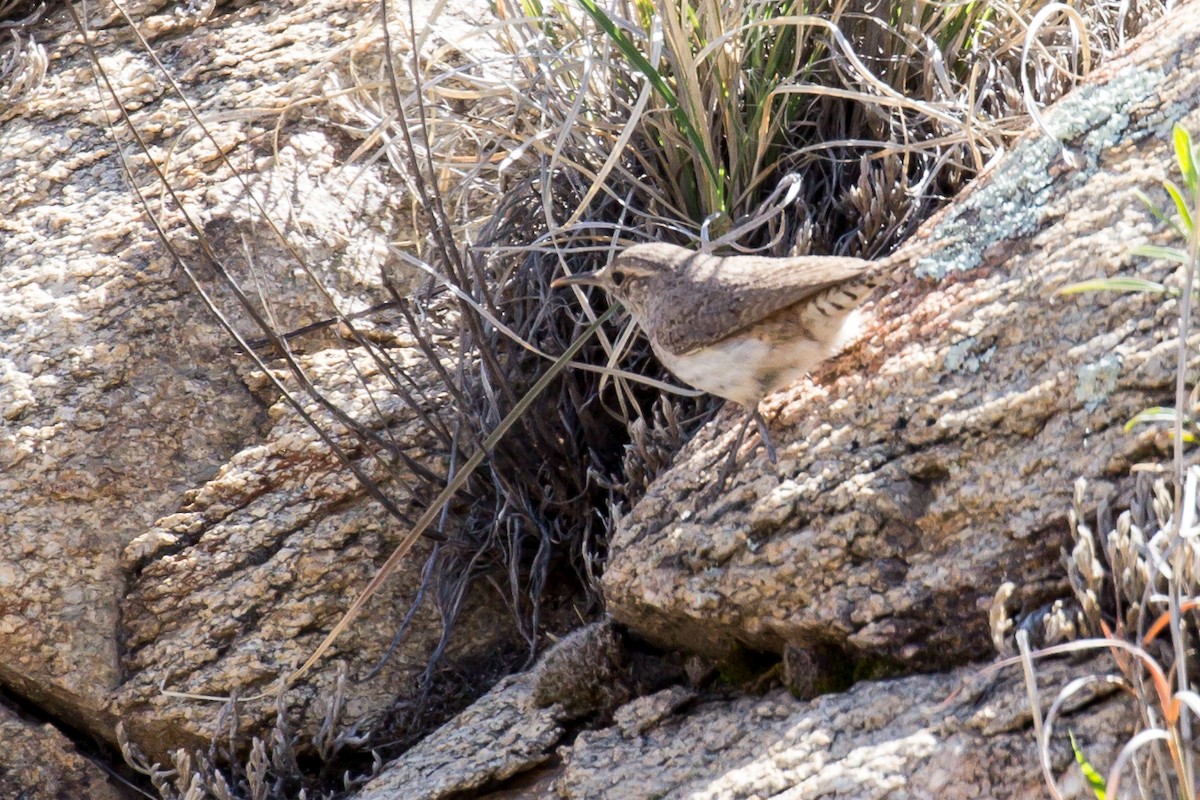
(112, 346, 519, 762)
(1, 0, 511, 766)
(553, 658, 1129, 800)
(355, 673, 566, 800)
(350, 652, 1131, 800)
(0, 702, 129, 800)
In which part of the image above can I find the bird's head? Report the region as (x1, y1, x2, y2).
(551, 242, 695, 320)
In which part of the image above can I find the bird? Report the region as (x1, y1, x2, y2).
(552, 238, 943, 468)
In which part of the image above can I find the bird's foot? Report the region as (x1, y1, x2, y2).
(753, 409, 778, 465)
(702, 407, 775, 501)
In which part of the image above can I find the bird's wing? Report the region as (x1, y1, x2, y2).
(652, 254, 877, 355)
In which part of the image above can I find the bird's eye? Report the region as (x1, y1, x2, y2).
(610, 270, 626, 288)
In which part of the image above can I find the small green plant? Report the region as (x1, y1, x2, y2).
(1070, 731, 1107, 800)
(1075, 734, 1108, 800)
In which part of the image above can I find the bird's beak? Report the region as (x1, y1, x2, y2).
(551, 271, 604, 289)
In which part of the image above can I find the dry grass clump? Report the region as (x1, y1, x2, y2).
(424, 0, 1166, 257)
(118, 664, 377, 800)
(991, 472, 1200, 799)
(0, 0, 47, 104)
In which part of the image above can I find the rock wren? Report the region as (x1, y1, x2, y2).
(552, 239, 942, 463)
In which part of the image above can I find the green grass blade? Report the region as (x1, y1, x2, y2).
(1069, 732, 1106, 800)
(1056, 277, 1171, 295)
(1174, 123, 1198, 199)
(1134, 188, 1185, 238)
(1125, 407, 1197, 442)
(1164, 179, 1194, 236)
(573, 0, 722, 200)
(1129, 244, 1190, 264)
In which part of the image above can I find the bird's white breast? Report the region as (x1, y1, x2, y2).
(649, 308, 863, 407)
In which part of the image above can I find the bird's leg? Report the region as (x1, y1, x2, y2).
(753, 407, 778, 465)
(707, 405, 772, 498)
(719, 411, 755, 476)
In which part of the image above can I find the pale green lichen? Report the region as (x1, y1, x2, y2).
(943, 337, 995, 374)
(1074, 354, 1122, 409)
(916, 66, 1164, 282)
